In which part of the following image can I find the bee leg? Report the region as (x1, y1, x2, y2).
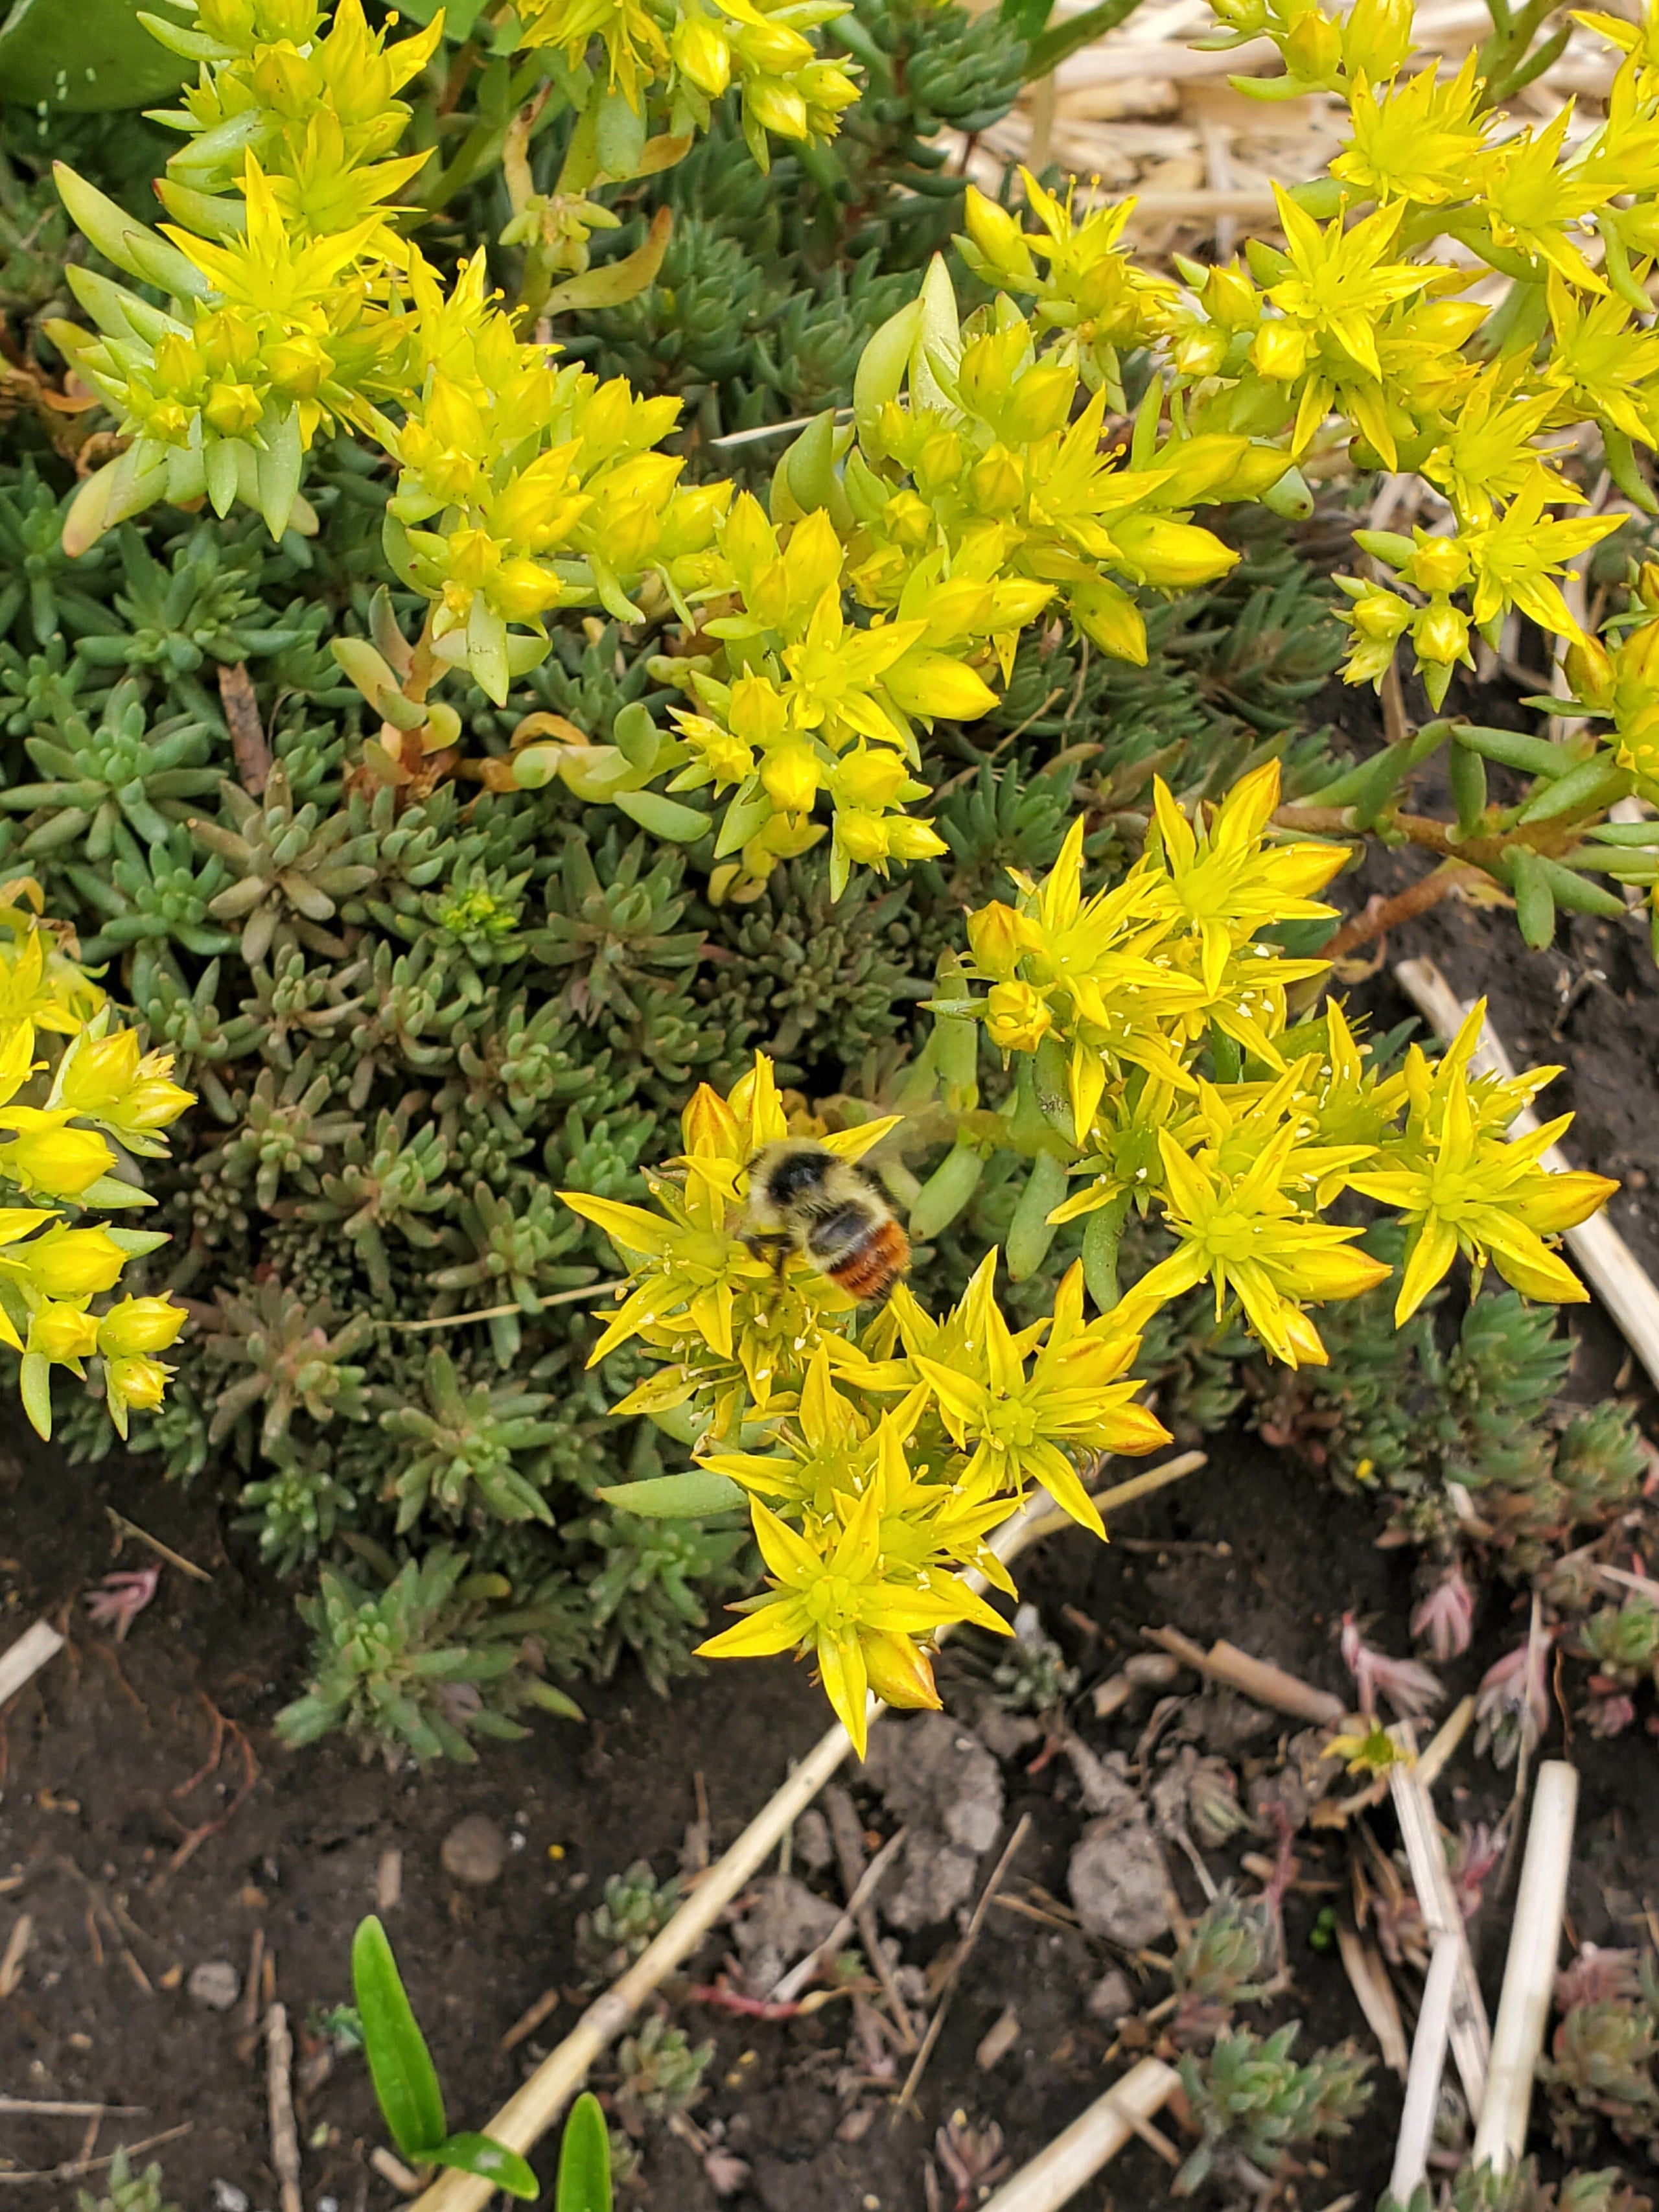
(743, 1232, 795, 1283)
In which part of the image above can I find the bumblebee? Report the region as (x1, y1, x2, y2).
(739, 1140, 911, 1303)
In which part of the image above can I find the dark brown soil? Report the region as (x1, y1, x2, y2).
(5, 817, 1659, 2212)
(5, 1382, 1659, 2211)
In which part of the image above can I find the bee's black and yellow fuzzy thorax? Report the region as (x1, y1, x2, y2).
(741, 1141, 910, 1303)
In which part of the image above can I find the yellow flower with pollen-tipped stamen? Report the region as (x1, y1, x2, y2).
(1120, 1125, 1392, 1368)
(696, 1483, 1009, 1756)
(916, 1255, 1170, 1534)
(1347, 1001, 1617, 1321)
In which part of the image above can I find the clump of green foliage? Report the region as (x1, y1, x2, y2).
(0, 0, 1357, 1755)
(78, 2152, 181, 2212)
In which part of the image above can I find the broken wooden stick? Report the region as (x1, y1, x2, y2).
(1394, 957, 1659, 1393)
(1335, 1925, 1408, 2077)
(0, 1620, 64, 1710)
(1472, 1761, 1579, 2172)
(1387, 1722, 1491, 2115)
(1143, 1625, 1346, 1725)
(264, 2003, 303, 2212)
(1389, 1934, 1461, 2204)
(976, 2058, 1182, 2211)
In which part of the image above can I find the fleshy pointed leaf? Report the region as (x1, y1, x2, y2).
(351, 1916, 447, 2158)
(428, 2136, 539, 2200)
(556, 2093, 612, 2212)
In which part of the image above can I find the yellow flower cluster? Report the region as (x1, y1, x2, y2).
(564, 770, 1611, 1747)
(0, 886, 194, 1443)
(516, 0, 860, 169)
(52, 0, 1659, 914)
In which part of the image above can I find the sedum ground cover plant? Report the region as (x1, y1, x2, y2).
(0, 0, 1652, 1756)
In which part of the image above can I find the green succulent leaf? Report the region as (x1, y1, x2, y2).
(556, 2093, 613, 2212)
(428, 2136, 539, 2200)
(351, 1916, 447, 2158)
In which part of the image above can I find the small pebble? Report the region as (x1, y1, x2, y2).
(441, 1814, 507, 1887)
(975, 2006, 1019, 2071)
(791, 1808, 833, 1873)
(188, 1961, 240, 2012)
(1086, 1967, 1136, 2023)
(211, 2183, 248, 2212)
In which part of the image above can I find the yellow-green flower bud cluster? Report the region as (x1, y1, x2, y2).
(517, 0, 860, 168)
(0, 891, 192, 1445)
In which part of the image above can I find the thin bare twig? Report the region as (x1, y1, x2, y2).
(106, 1510, 212, 1584)
(266, 2003, 303, 2212)
(0, 2102, 144, 2119)
(825, 1788, 917, 2048)
(770, 1824, 909, 2004)
(0, 2123, 192, 2185)
(896, 1815, 1032, 2119)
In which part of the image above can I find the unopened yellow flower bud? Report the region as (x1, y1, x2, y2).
(1352, 586, 1412, 642)
(963, 188, 1031, 280)
(971, 445, 1025, 513)
(1249, 321, 1311, 380)
(108, 1353, 170, 1413)
(21, 1226, 126, 1298)
(673, 12, 732, 96)
(1343, 0, 1413, 77)
(730, 675, 787, 748)
(967, 901, 1027, 979)
(1172, 328, 1229, 379)
(884, 650, 998, 720)
(861, 1630, 942, 1712)
(98, 1296, 187, 1357)
(146, 401, 193, 443)
(835, 809, 892, 863)
(446, 528, 502, 590)
(1281, 7, 1342, 80)
(745, 76, 808, 139)
(1406, 537, 1468, 595)
(1003, 362, 1077, 443)
(885, 818, 948, 861)
(1564, 635, 1615, 710)
(203, 381, 262, 437)
(28, 1303, 100, 1361)
(0, 1118, 114, 1196)
(58, 1030, 140, 1114)
(1202, 264, 1259, 329)
(1414, 601, 1470, 666)
(1638, 560, 1659, 612)
(882, 489, 933, 548)
(760, 739, 822, 817)
(492, 557, 563, 620)
(1113, 515, 1238, 589)
(152, 331, 200, 395)
(985, 980, 1053, 1053)
(832, 748, 909, 811)
(957, 326, 1030, 419)
(267, 333, 330, 398)
(197, 307, 260, 376)
(914, 428, 964, 495)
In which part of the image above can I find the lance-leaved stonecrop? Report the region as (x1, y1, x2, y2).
(566, 769, 1612, 1749)
(0, 885, 192, 1443)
